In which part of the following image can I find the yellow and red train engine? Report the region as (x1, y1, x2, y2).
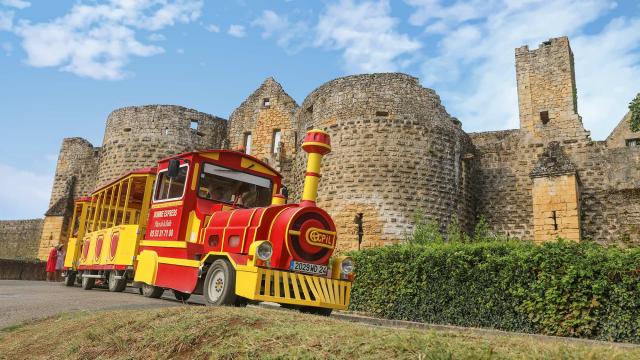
(62, 130, 353, 315)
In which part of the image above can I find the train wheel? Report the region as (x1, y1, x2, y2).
(64, 271, 76, 287)
(299, 306, 333, 316)
(203, 259, 238, 306)
(141, 283, 164, 298)
(172, 289, 191, 302)
(81, 272, 95, 290)
(108, 271, 127, 292)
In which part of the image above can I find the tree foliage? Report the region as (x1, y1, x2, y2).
(630, 92, 640, 132)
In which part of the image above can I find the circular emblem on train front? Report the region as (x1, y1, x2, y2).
(286, 210, 336, 264)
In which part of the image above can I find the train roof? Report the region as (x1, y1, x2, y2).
(160, 149, 283, 179)
(91, 167, 157, 195)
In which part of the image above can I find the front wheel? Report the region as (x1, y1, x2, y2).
(64, 271, 76, 287)
(81, 272, 95, 290)
(108, 271, 127, 292)
(141, 283, 164, 298)
(203, 259, 238, 306)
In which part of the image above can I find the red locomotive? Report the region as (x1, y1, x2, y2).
(62, 130, 353, 315)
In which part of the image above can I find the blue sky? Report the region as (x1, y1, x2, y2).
(0, 0, 639, 219)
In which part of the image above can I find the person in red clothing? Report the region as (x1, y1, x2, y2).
(45, 245, 60, 281)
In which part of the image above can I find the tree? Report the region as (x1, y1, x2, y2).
(630, 92, 640, 132)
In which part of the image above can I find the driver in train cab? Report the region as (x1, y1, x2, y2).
(233, 183, 257, 207)
(199, 178, 225, 202)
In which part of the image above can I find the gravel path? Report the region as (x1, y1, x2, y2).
(0, 280, 206, 328)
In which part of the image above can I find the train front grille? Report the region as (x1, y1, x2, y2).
(255, 268, 351, 309)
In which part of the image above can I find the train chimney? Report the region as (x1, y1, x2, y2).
(300, 129, 331, 207)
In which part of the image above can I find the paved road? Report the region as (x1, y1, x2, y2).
(0, 280, 207, 328)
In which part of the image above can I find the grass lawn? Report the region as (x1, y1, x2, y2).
(0, 306, 638, 359)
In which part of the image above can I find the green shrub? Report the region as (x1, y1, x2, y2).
(349, 241, 640, 343)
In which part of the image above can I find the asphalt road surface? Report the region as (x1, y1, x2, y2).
(0, 280, 206, 328)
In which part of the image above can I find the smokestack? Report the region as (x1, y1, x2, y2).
(300, 129, 331, 207)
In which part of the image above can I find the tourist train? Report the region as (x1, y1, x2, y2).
(61, 130, 353, 315)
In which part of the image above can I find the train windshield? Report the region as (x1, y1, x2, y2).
(198, 163, 272, 208)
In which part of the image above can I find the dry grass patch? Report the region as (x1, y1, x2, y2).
(0, 306, 638, 359)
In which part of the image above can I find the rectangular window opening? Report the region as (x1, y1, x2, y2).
(190, 120, 199, 130)
(263, 98, 270, 107)
(272, 129, 282, 155)
(244, 132, 252, 154)
(540, 111, 550, 125)
(376, 111, 389, 117)
(626, 138, 640, 147)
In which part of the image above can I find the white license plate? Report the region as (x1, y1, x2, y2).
(290, 261, 328, 276)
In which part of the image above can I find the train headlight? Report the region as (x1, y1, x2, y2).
(340, 257, 354, 274)
(256, 241, 273, 261)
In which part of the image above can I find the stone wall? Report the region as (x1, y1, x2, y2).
(471, 129, 640, 245)
(0, 219, 43, 259)
(227, 78, 298, 179)
(98, 105, 227, 185)
(0, 259, 46, 280)
(289, 73, 476, 250)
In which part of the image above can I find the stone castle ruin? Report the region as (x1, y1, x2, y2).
(1, 36, 638, 260)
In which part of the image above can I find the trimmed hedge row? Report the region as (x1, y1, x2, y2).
(348, 241, 640, 343)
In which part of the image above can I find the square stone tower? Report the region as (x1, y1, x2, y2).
(515, 37, 590, 142)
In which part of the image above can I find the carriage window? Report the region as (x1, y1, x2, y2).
(154, 165, 188, 201)
(198, 163, 272, 208)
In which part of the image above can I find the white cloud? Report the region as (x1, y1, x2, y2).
(572, 18, 640, 138)
(0, 163, 53, 220)
(0, 10, 13, 31)
(252, 10, 309, 54)
(0, 0, 30, 9)
(315, 0, 421, 73)
(228, 24, 246, 37)
(407, 0, 638, 139)
(176, 48, 184, 54)
(148, 33, 166, 41)
(205, 23, 219, 33)
(10, 0, 203, 80)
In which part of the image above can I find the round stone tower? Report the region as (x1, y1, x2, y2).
(47, 137, 100, 209)
(289, 73, 476, 249)
(97, 105, 227, 185)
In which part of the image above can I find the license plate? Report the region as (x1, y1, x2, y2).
(290, 261, 328, 276)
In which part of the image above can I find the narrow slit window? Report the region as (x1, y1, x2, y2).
(551, 210, 558, 230)
(244, 132, 252, 154)
(190, 120, 199, 130)
(376, 111, 389, 117)
(272, 129, 282, 155)
(540, 111, 550, 125)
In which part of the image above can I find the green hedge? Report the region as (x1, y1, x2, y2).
(348, 241, 640, 343)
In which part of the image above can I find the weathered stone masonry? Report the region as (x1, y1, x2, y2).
(1, 36, 638, 259)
